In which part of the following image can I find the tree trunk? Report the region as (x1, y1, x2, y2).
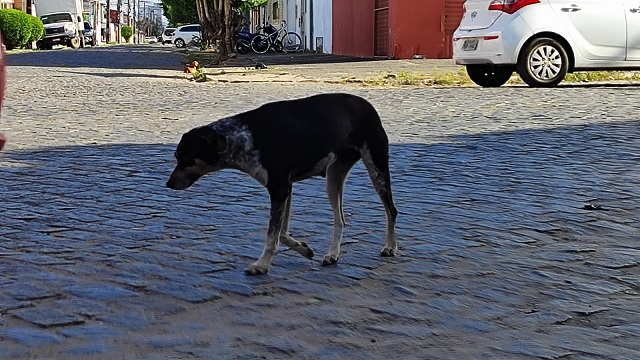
(224, 0, 233, 55)
(195, 0, 233, 64)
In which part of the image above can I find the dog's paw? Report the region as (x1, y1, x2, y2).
(245, 262, 270, 276)
(299, 242, 314, 259)
(321, 253, 339, 266)
(380, 246, 398, 257)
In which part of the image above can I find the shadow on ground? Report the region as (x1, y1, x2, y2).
(191, 52, 380, 68)
(5, 44, 376, 71)
(5, 45, 185, 70)
(1, 119, 638, 258)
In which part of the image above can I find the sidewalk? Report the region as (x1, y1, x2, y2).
(198, 53, 461, 83)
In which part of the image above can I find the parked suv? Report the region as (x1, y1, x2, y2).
(453, 0, 640, 87)
(172, 24, 201, 48)
(162, 27, 175, 45)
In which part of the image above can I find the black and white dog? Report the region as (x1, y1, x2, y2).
(167, 93, 398, 275)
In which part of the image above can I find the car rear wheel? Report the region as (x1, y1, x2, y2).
(174, 38, 185, 48)
(517, 37, 568, 88)
(466, 65, 513, 87)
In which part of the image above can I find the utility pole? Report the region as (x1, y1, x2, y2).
(116, 0, 122, 44)
(127, 0, 131, 43)
(106, 0, 110, 43)
(132, 0, 137, 43)
(142, 1, 147, 36)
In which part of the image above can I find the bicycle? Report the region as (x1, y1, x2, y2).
(250, 20, 303, 54)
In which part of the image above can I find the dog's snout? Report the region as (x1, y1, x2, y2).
(166, 168, 193, 190)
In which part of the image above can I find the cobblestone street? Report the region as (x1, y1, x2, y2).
(2, 45, 640, 359)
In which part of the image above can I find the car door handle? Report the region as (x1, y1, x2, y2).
(561, 5, 581, 12)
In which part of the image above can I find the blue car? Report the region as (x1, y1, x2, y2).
(83, 21, 96, 46)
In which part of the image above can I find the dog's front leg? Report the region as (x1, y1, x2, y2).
(245, 185, 290, 275)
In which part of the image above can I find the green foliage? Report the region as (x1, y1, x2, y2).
(232, 0, 268, 11)
(161, 0, 198, 27)
(121, 25, 133, 41)
(0, 9, 33, 50)
(28, 15, 44, 44)
(161, 0, 267, 26)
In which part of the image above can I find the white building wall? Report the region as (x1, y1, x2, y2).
(284, 0, 310, 50)
(311, 0, 331, 53)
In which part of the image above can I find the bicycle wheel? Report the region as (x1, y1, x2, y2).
(251, 34, 270, 54)
(282, 32, 303, 53)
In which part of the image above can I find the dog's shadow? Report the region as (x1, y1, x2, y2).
(2, 119, 639, 283)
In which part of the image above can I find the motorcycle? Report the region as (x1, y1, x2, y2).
(234, 25, 256, 55)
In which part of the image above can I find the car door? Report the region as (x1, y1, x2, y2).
(625, 1, 640, 60)
(548, 0, 626, 61)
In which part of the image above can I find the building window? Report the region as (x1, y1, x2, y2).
(272, 2, 279, 20)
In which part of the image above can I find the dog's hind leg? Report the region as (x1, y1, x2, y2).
(245, 185, 290, 275)
(360, 140, 399, 257)
(322, 151, 360, 265)
(279, 192, 314, 259)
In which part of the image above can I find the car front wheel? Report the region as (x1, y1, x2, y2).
(466, 65, 513, 87)
(517, 37, 568, 87)
(174, 38, 185, 48)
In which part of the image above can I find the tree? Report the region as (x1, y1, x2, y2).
(232, 0, 267, 11)
(161, 0, 197, 26)
(121, 25, 133, 42)
(161, 0, 266, 63)
(195, 0, 232, 59)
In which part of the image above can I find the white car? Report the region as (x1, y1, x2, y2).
(145, 36, 157, 44)
(162, 27, 175, 45)
(453, 0, 640, 87)
(172, 24, 201, 48)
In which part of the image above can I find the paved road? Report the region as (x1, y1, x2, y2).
(2, 45, 640, 359)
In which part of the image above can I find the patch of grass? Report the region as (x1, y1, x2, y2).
(564, 71, 640, 83)
(5, 48, 34, 54)
(357, 69, 640, 87)
(357, 69, 474, 87)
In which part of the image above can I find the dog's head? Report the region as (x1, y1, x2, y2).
(166, 126, 227, 190)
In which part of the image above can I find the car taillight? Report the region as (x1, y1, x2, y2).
(488, 0, 540, 14)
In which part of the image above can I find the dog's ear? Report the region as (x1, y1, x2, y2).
(200, 127, 227, 152)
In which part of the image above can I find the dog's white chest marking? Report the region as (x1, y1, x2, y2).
(211, 118, 269, 186)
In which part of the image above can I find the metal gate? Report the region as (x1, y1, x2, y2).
(443, 0, 466, 58)
(374, 0, 389, 57)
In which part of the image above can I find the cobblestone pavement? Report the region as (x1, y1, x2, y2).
(2, 44, 640, 359)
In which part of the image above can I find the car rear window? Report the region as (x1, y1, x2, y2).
(164, 29, 174, 36)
